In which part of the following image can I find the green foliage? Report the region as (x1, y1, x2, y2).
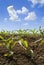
(17, 29, 23, 34)
(19, 39, 35, 58)
(20, 39, 28, 49)
(0, 35, 4, 40)
(39, 26, 44, 37)
(4, 51, 14, 57)
(4, 37, 16, 50)
(30, 29, 38, 36)
(0, 27, 44, 57)
(39, 38, 44, 45)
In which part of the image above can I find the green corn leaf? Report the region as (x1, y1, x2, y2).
(21, 39, 28, 49)
(11, 41, 17, 49)
(0, 36, 6, 42)
(5, 42, 10, 49)
(4, 38, 17, 50)
(0, 36, 4, 40)
(4, 51, 14, 57)
(39, 38, 44, 45)
(7, 37, 12, 42)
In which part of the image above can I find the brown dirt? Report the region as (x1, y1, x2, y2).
(0, 41, 44, 65)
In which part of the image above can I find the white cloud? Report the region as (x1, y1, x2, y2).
(7, 6, 37, 22)
(24, 11, 37, 21)
(28, 0, 44, 7)
(7, 6, 29, 21)
(17, 6, 29, 14)
(7, 6, 20, 21)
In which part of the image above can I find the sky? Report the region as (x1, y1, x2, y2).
(0, 0, 44, 31)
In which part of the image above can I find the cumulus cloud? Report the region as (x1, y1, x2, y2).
(16, 6, 29, 14)
(7, 6, 20, 21)
(7, 6, 29, 21)
(24, 12, 37, 21)
(7, 6, 37, 21)
(28, 0, 44, 7)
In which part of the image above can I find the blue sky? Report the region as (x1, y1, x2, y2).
(0, 0, 44, 31)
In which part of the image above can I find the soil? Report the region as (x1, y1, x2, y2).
(0, 36, 44, 65)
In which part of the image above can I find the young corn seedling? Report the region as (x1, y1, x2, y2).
(0, 35, 34, 58)
(2, 35, 21, 57)
(3, 37, 17, 57)
(0, 35, 16, 57)
(18, 39, 35, 58)
(0, 35, 5, 46)
(19, 39, 37, 65)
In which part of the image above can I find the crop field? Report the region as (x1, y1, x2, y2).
(0, 27, 44, 65)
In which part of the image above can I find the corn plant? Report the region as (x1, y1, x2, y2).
(30, 29, 38, 37)
(39, 26, 44, 37)
(0, 35, 15, 57)
(18, 39, 34, 58)
(0, 35, 5, 46)
(0, 29, 37, 58)
(17, 29, 23, 35)
(3, 38, 16, 57)
(0, 35, 34, 58)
